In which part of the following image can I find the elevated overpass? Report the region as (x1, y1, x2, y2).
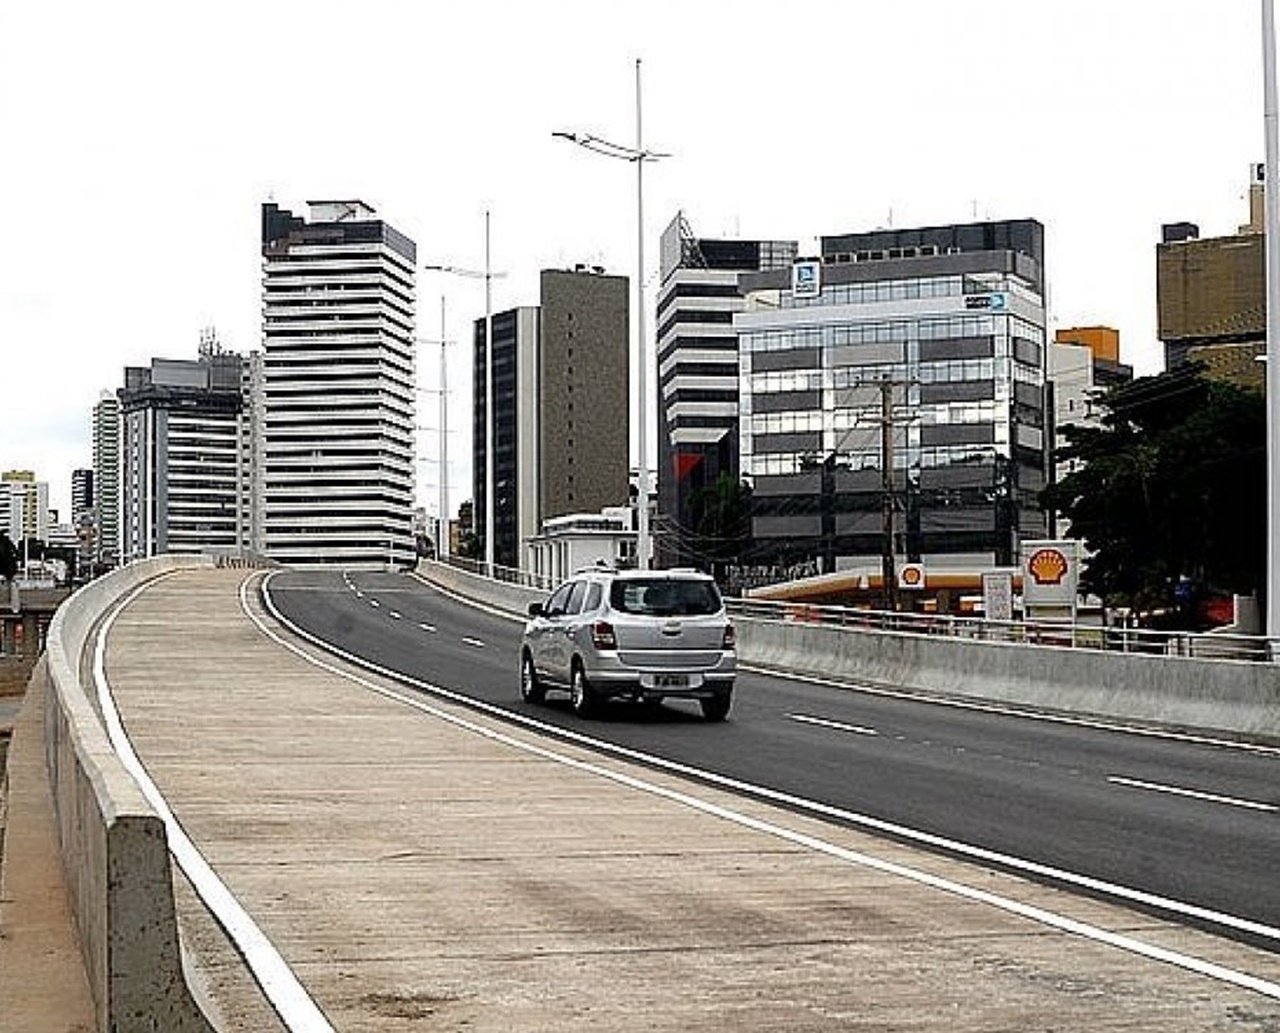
(3, 558, 1280, 1030)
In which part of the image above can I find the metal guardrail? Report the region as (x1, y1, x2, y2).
(437, 556, 1276, 663)
(726, 598, 1279, 664)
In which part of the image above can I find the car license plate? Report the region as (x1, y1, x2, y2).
(645, 673, 693, 689)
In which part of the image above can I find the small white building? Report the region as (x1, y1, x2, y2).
(526, 506, 637, 586)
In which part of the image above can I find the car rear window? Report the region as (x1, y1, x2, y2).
(609, 578, 722, 617)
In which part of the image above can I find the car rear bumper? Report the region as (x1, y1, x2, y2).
(586, 656, 735, 701)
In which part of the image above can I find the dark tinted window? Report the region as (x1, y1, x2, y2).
(566, 580, 589, 615)
(584, 583, 603, 611)
(545, 583, 573, 616)
(609, 578, 722, 617)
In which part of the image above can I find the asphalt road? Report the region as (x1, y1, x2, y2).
(265, 568, 1280, 949)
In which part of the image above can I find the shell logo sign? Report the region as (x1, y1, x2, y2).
(898, 563, 925, 590)
(1027, 547, 1069, 586)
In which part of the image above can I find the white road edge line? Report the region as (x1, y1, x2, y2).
(1109, 776, 1279, 813)
(253, 573, 1280, 1001)
(97, 576, 334, 1033)
(287, 573, 1280, 947)
(789, 713, 878, 737)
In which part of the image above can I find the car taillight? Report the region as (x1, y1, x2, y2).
(592, 621, 617, 649)
(722, 623, 736, 650)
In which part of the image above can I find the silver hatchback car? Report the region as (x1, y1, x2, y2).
(519, 567, 736, 720)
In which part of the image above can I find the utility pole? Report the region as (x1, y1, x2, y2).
(879, 379, 898, 612)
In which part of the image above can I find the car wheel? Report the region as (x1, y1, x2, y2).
(700, 693, 731, 722)
(520, 651, 545, 704)
(570, 662, 596, 717)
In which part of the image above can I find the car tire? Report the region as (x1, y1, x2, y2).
(700, 693, 731, 722)
(520, 651, 545, 704)
(570, 662, 596, 717)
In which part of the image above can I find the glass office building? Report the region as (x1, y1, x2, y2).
(735, 219, 1050, 574)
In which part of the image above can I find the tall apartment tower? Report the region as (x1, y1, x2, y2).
(71, 468, 94, 521)
(474, 267, 629, 569)
(261, 201, 417, 567)
(92, 392, 122, 568)
(118, 350, 247, 559)
(655, 213, 797, 567)
(736, 219, 1051, 575)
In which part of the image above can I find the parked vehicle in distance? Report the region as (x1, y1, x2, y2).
(519, 567, 736, 721)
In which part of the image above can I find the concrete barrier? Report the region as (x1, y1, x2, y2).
(43, 555, 214, 1033)
(416, 559, 546, 618)
(417, 562, 1280, 743)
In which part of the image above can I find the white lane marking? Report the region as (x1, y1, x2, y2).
(1108, 776, 1278, 813)
(461, 636, 485, 649)
(368, 599, 380, 608)
(418, 622, 437, 633)
(354, 590, 364, 599)
(745, 663, 1280, 758)
(98, 577, 335, 1032)
(389, 611, 402, 621)
(293, 575, 1280, 947)
(250, 575, 1280, 1001)
(789, 713, 878, 737)
(408, 572, 1280, 760)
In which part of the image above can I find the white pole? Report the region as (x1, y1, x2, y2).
(484, 209, 495, 576)
(1264, 0, 1280, 637)
(635, 58, 651, 570)
(439, 294, 449, 560)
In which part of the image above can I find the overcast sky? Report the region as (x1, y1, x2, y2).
(0, 1, 1267, 519)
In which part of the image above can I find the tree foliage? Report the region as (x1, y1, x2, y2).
(1041, 368, 1265, 614)
(688, 473, 753, 563)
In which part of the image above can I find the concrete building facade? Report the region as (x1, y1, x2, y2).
(92, 392, 121, 567)
(118, 351, 247, 559)
(1157, 166, 1266, 371)
(736, 219, 1051, 577)
(261, 201, 417, 567)
(474, 267, 629, 569)
(655, 213, 796, 568)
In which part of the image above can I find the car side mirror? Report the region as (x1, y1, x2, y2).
(528, 601, 545, 617)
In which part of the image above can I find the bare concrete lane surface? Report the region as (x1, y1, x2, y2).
(102, 569, 1280, 1031)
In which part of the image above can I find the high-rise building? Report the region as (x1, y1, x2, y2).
(474, 267, 629, 569)
(71, 468, 94, 521)
(118, 349, 248, 558)
(92, 391, 122, 567)
(261, 201, 417, 567)
(736, 218, 1051, 576)
(0, 470, 50, 544)
(1157, 165, 1266, 371)
(655, 213, 797, 568)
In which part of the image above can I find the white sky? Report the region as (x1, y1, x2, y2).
(0, 1, 1267, 520)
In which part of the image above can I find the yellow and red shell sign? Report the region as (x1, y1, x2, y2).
(1027, 547, 1069, 586)
(899, 563, 924, 589)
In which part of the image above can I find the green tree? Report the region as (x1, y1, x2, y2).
(689, 473, 753, 564)
(1041, 368, 1265, 617)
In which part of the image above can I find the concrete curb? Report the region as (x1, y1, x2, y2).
(44, 555, 215, 1033)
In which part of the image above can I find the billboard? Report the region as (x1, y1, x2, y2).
(792, 260, 821, 298)
(1021, 539, 1081, 618)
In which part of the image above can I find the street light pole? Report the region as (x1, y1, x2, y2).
(423, 224, 506, 577)
(438, 294, 449, 560)
(484, 209, 495, 576)
(554, 59, 668, 570)
(1263, 0, 1280, 637)
(633, 60, 651, 571)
